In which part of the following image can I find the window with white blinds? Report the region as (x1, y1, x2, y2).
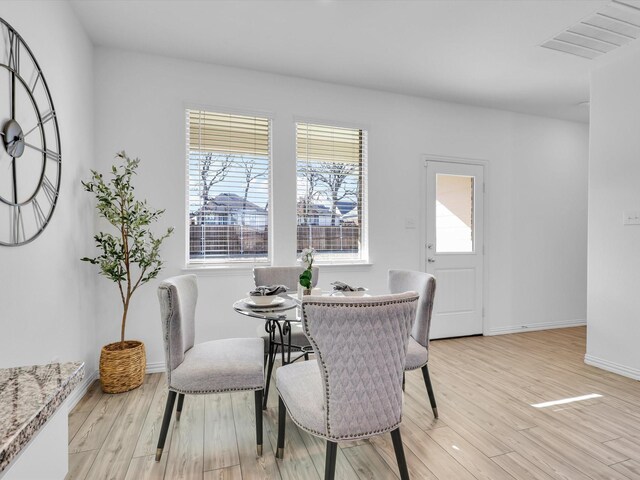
(296, 122, 368, 262)
(187, 109, 271, 264)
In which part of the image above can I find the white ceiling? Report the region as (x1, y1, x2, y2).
(70, 0, 640, 123)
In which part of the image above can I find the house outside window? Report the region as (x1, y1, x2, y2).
(296, 122, 368, 262)
(187, 109, 271, 264)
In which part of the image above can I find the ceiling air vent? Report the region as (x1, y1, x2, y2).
(541, 0, 640, 59)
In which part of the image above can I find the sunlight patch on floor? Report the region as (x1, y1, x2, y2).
(530, 393, 602, 409)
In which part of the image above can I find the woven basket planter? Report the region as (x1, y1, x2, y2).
(99, 340, 146, 393)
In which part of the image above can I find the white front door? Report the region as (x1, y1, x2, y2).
(425, 161, 484, 339)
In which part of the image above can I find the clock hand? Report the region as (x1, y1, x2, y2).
(11, 155, 17, 204)
(10, 72, 15, 120)
(3, 133, 22, 156)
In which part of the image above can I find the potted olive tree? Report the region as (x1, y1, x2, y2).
(82, 152, 173, 393)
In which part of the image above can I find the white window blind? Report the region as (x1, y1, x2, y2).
(187, 110, 271, 264)
(296, 122, 368, 262)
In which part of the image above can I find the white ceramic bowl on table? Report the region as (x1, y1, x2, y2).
(248, 293, 281, 306)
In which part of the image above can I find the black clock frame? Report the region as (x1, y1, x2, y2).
(0, 17, 61, 246)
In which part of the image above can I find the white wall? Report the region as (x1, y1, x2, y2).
(510, 115, 589, 332)
(93, 47, 589, 370)
(0, 2, 96, 374)
(586, 49, 640, 379)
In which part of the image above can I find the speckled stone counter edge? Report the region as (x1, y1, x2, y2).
(0, 362, 85, 474)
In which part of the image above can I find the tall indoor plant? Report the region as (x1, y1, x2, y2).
(82, 152, 173, 393)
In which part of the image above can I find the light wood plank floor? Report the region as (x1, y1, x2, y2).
(66, 327, 640, 479)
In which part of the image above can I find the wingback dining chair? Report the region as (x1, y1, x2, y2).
(156, 274, 265, 461)
(254, 266, 319, 409)
(275, 292, 419, 480)
(253, 266, 319, 291)
(388, 269, 438, 418)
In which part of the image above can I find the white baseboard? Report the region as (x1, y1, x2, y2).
(146, 361, 166, 374)
(584, 354, 640, 380)
(89, 361, 166, 378)
(485, 319, 586, 336)
(66, 368, 99, 411)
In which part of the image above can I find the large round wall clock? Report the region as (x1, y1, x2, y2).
(0, 18, 61, 246)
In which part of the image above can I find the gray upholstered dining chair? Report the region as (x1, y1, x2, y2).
(254, 266, 319, 409)
(253, 266, 319, 291)
(275, 292, 419, 480)
(156, 274, 265, 461)
(388, 269, 438, 418)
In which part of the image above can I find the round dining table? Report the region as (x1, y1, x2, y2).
(233, 295, 310, 409)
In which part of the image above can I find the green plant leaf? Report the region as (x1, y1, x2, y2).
(299, 269, 312, 289)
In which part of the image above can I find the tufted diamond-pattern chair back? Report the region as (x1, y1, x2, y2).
(301, 292, 418, 440)
(157, 275, 198, 384)
(253, 266, 319, 291)
(388, 270, 436, 348)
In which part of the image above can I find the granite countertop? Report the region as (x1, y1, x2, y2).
(0, 362, 84, 474)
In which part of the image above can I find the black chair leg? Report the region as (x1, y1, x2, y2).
(176, 393, 185, 421)
(304, 352, 309, 361)
(421, 364, 438, 418)
(402, 372, 406, 391)
(324, 441, 338, 480)
(263, 344, 278, 410)
(390, 428, 410, 480)
(255, 390, 263, 456)
(155, 390, 177, 461)
(276, 396, 286, 459)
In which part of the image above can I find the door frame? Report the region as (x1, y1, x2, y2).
(419, 154, 490, 336)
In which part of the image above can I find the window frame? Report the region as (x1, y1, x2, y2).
(294, 118, 370, 265)
(184, 105, 274, 268)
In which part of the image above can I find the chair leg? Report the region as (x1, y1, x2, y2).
(155, 390, 177, 461)
(263, 344, 278, 410)
(402, 372, 406, 391)
(390, 428, 410, 480)
(304, 352, 309, 361)
(276, 395, 286, 459)
(253, 390, 263, 456)
(421, 364, 438, 418)
(324, 441, 338, 480)
(176, 393, 185, 421)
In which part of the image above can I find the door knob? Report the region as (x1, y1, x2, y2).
(427, 257, 435, 263)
